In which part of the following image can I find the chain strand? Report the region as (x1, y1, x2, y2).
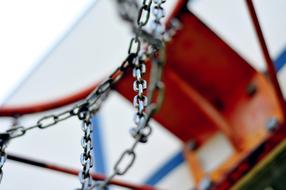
(0, 54, 133, 140)
(78, 106, 94, 190)
(0, 54, 133, 184)
(0, 135, 8, 184)
(93, 1, 168, 189)
(0, 0, 181, 187)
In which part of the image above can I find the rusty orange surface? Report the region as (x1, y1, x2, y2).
(115, 1, 283, 188)
(116, 1, 282, 145)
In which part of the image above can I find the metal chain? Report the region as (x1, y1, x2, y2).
(151, 0, 166, 39)
(163, 18, 182, 42)
(88, 59, 164, 190)
(78, 106, 94, 190)
(0, 148, 6, 184)
(0, 0, 181, 187)
(130, 0, 153, 138)
(0, 133, 9, 184)
(0, 54, 134, 186)
(130, 0, 167, 152)
(0, 54, 133, 141)
(89, 1, 168, 189)
(116, 0, 139, 24)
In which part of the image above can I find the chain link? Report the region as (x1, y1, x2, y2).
(130, 0, 153, 127)
(116, 0, 139, 24)
(0, 132, 9, 184)
(151, 0, 166, 38)
(0, 149, 6, 183)
(78, 106, 94, 190)
(0, 0, 181, 188)
(0, 54, 133, 141)
(91, 1, 168, 189)
(0, 54, 133, 187)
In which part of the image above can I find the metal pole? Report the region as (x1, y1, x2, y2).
(246, 0, 286, 119)
(7, 153, 157, 190)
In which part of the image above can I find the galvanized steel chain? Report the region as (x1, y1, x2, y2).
(127, 0, 152, 56)
(116, 0, 139, 24)
(0, 54, 133, 141)
(88, 1, 168, 189)
(0, 118, 21, 183)
(151, 0, 182, 43)
(151, 0, 166, 39)
(78, 105, 94, 190)
(0, 54, 133, 185)
(0, 149, 6, 183)
(130, 0, 154, 136)
(3, 110, 74, 140)
(129, 0, 167, 149)
(92, 54, 165, 190)
(0, 0, 180, 187)
(0, 133, 9, 184)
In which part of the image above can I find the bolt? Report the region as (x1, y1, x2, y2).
(213, 98, 224, 111)
(199, 177, 213, 190)
(188, 140, 197, 151)
(266, 117, 279, 132)
(246, 83, 257, 97)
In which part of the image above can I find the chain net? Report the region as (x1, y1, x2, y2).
(0, 0, 181, 189)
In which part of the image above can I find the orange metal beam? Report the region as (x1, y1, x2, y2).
(246, 0, 286, 121)
(115, 1, 283, 188)
(7, 153, 157, 190)
(0, 1, 284, 189)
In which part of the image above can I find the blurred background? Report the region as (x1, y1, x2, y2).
(0, 0, 286, 189)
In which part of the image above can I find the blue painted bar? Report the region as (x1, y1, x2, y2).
(91, 116, 107, 174)
(275, 47, 286, 72)
(144, 151, 185, 185)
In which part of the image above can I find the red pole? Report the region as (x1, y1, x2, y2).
(0, 83, 98, 116)
(246, 0, 286, 120)
(7, 153, 157, 190)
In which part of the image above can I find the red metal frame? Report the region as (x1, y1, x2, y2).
(7, 153, 157, 190)
(209, 1, 286, 189)
(0, 84, 97, 116)
(246, 0, 286, 120)
(213, 125, 286, 190)
(0, 1, 285, 189)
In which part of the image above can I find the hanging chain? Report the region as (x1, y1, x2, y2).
(89, 1, 168, 189)
(0, 1, 175, 143)
(0, 132, 9, 184)
(151, 0, 166, 38)
(0, 54, 133, 141)
(116, 0, 139, 24)
(91, 57, 165, 190)
(0, 148, 6, 184)
(0, 0, 181, 187)
(0, 116, 20, 183)
(130, 0, 167, 146)
(78, 105, 94, 190)
(130, 0, 153, 131)
(0, 54, 134, 184)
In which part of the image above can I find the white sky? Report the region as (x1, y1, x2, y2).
(0, 0, 95, 104)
